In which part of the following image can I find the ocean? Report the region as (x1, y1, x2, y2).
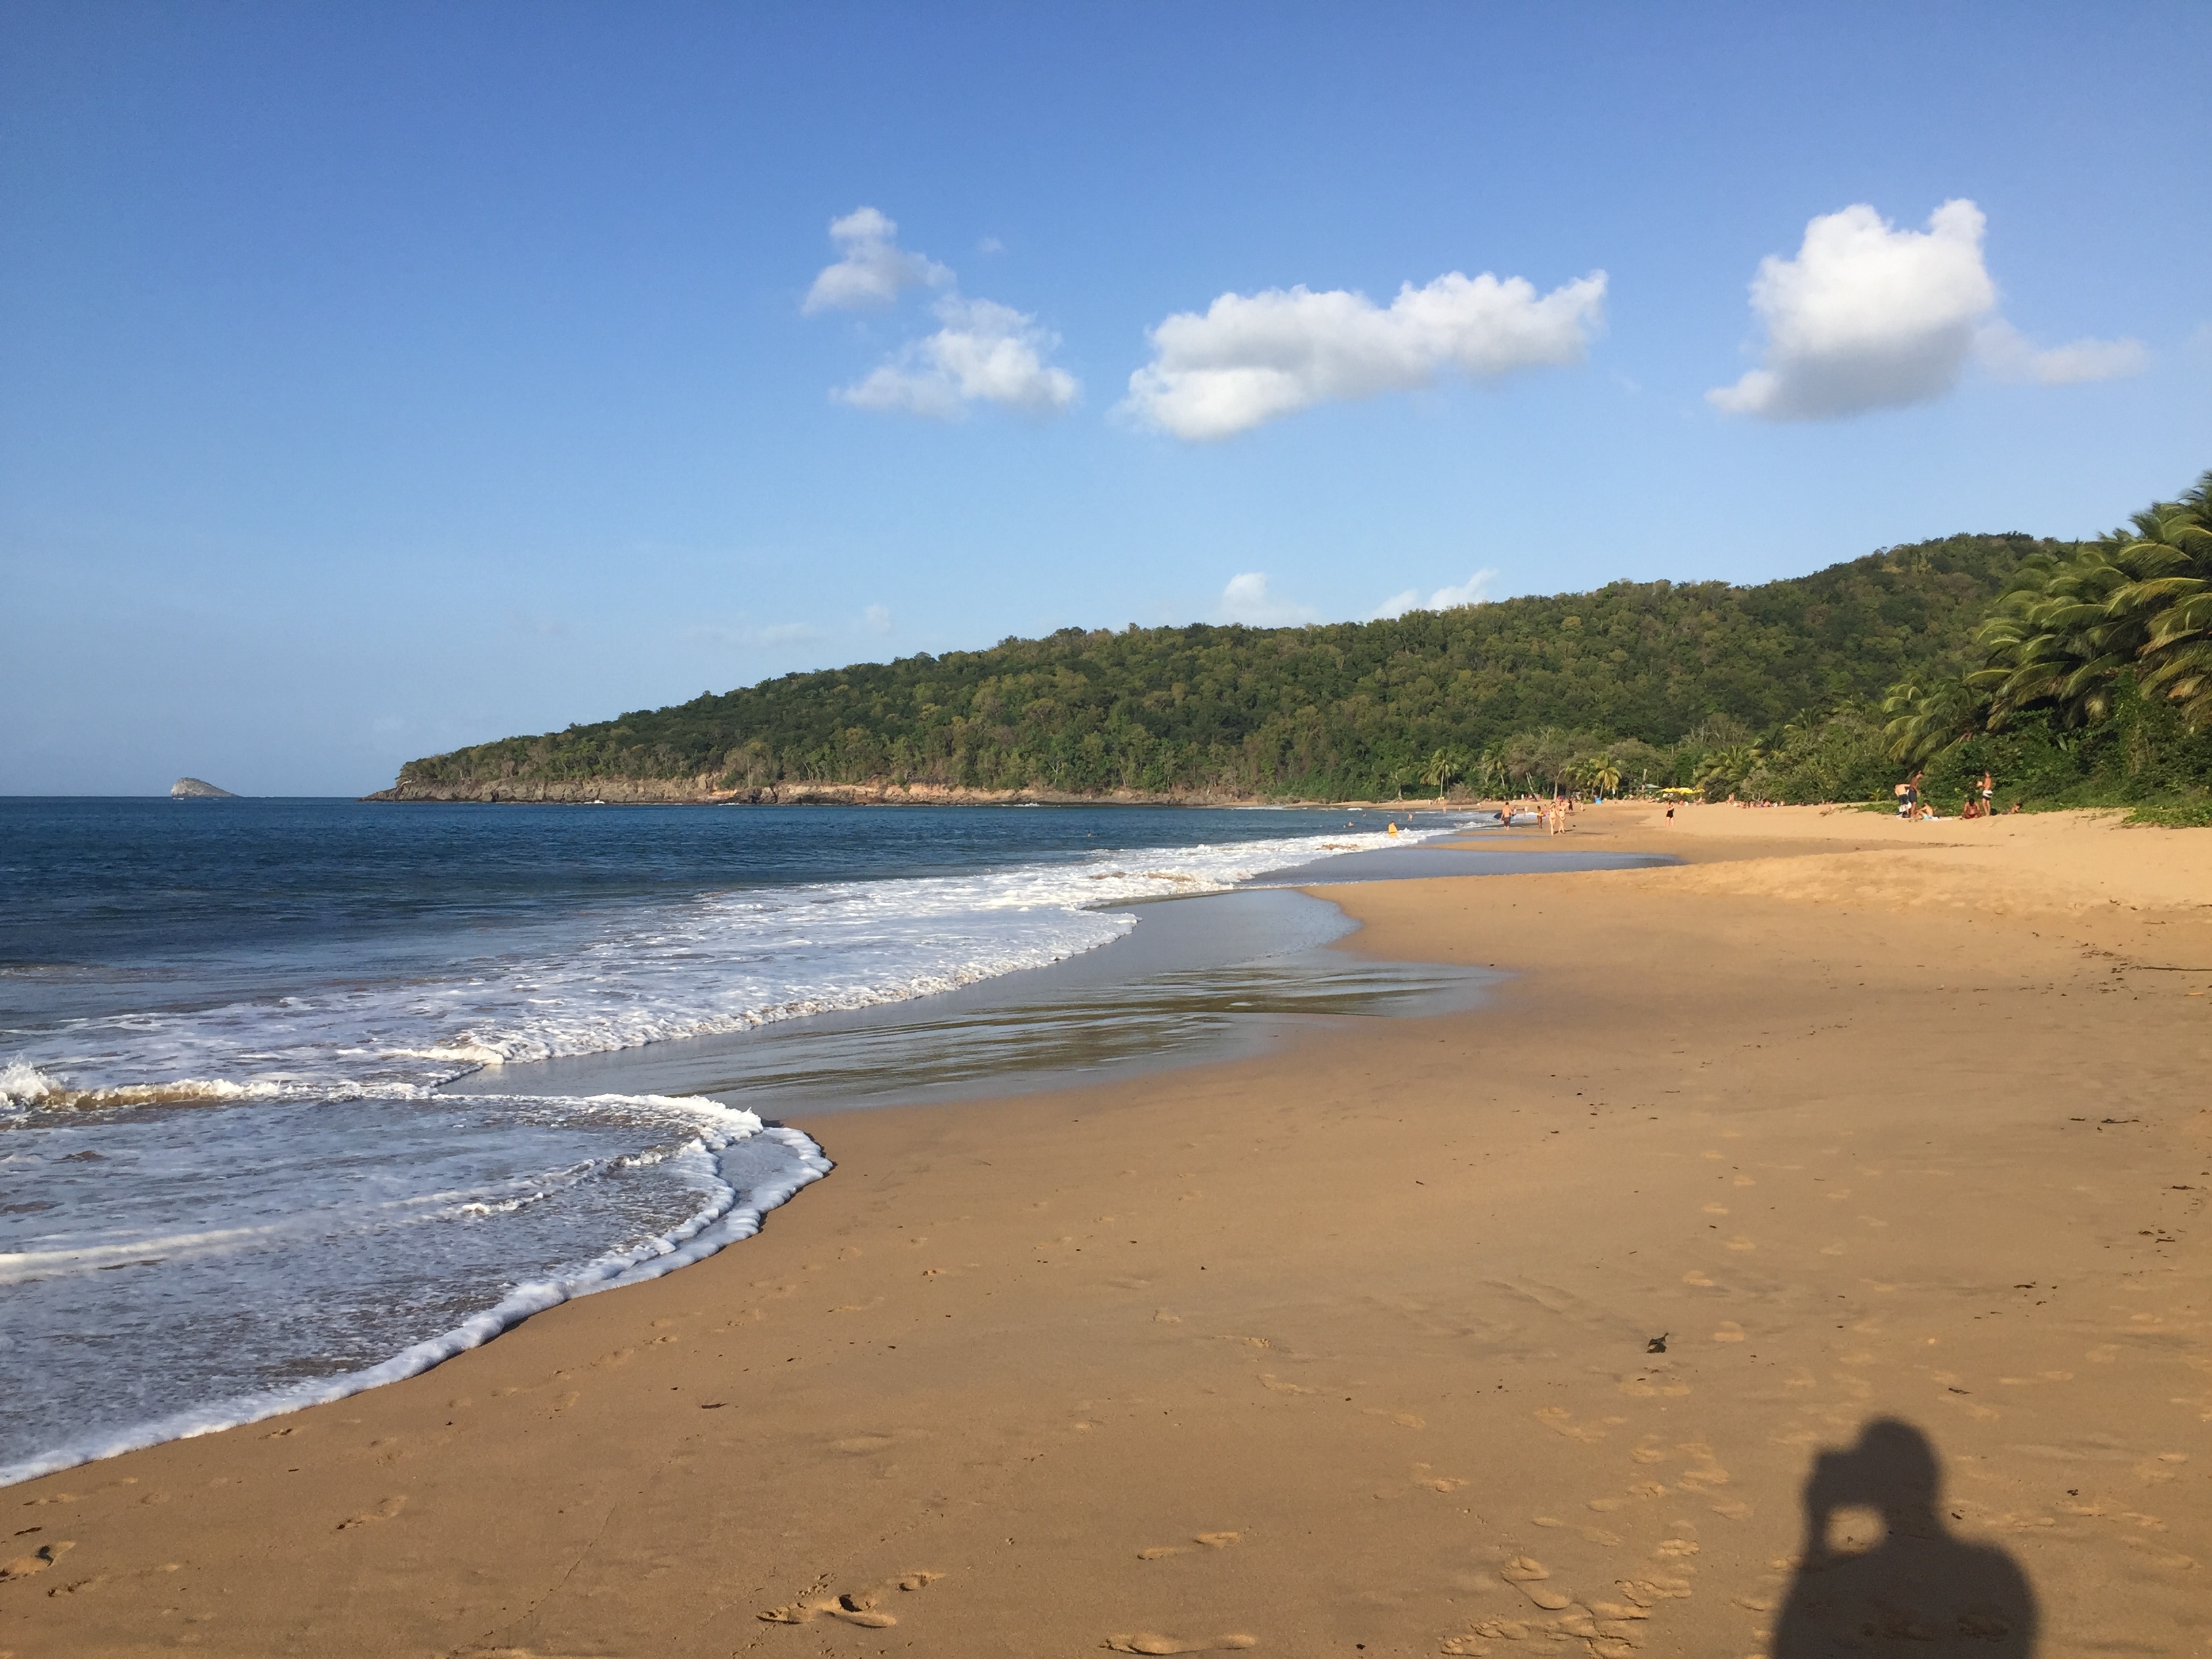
(2, 796, 1582, 1485)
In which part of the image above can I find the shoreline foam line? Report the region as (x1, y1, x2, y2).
(2, 821, 1468, 1113)
(1, 821, 1480, 1487)
(0, 1108, 830, 1488)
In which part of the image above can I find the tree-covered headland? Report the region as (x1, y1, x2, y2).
(384, 471, 2211, 819)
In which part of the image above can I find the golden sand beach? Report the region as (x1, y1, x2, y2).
(5, 806, 2207, 1657)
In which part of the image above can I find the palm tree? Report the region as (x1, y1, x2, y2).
(1693, 743, 1762, 800)
(1966, 546, 2144, 731)
(2117, 473, 2212, 731)
(1420, 747, 1463, 803)
(1477, 743, 1511, 796)
(1588, 760, 1622, 799)
(1881, 676, 1984, 764)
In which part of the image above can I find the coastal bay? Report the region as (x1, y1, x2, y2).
(5, 806, 2207, 1657)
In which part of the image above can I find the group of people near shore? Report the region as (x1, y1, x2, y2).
(1896, 770, 2013, 820)
(1495, 796, 1578, 835)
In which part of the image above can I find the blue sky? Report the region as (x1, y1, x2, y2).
(5, 1, 2207, 795)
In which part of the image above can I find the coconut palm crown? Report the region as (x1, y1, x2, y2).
(1896, 469, 2212, 759)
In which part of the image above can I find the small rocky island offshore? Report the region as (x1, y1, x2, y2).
(170, 777, 237, 798)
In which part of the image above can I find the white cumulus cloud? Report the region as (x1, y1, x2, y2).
(1370, 569, 1498, 619)
(836, 296, 1078, 419)
(1709, 199, 2146, 420)
(1122, 269, 1607, 441)
(1214, 572, 1319, 628)
(802, 207, 949, 314)
(861, 603, 893, 635)
(806, 208, 1078, 419)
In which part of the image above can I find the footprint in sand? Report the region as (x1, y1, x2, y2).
(1104, 1635, 1256, 1653)
(1363, 1408, 1426, 1428)
(758, 1570, 941, 1627)
(1712, 1322, 1746, 1343)
(1535, 1406, 1621, 1442)
(1681, 1271, 1715, 1288)
(1139, 1532, 1242, 1559)
(335, 1496, 406, 1530)
(0, 1541, 73, 1582)
(1448, 1608, 1647, 1658)
(1499, 1555, 1572, 1610)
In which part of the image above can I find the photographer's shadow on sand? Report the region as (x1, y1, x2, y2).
(1774, 1418, 2036, 1656)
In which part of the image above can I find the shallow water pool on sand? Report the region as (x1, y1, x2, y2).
(454, 844, 1672, 1115)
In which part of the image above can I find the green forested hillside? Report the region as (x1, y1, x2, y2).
(390, 533, 2045, 801)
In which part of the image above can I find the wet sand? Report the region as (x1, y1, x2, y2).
(5, 804, 2208, 1657)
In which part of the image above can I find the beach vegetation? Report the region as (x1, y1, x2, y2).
(1421, 747, 1465, 802)
(388, 480, 2211, 815)
(1866, 471, 2212, 819)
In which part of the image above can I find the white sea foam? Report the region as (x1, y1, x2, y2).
(0, 821, 1443, 1484)
(0, 1103, 828, 1487)
(7, 825, 1437, 1107)
(0, 1058, 58, 1105)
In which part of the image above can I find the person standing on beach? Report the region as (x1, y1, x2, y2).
(1980, 771, 1994, 817)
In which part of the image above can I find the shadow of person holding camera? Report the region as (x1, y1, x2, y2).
(1774, 1418, 2036, 1655)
